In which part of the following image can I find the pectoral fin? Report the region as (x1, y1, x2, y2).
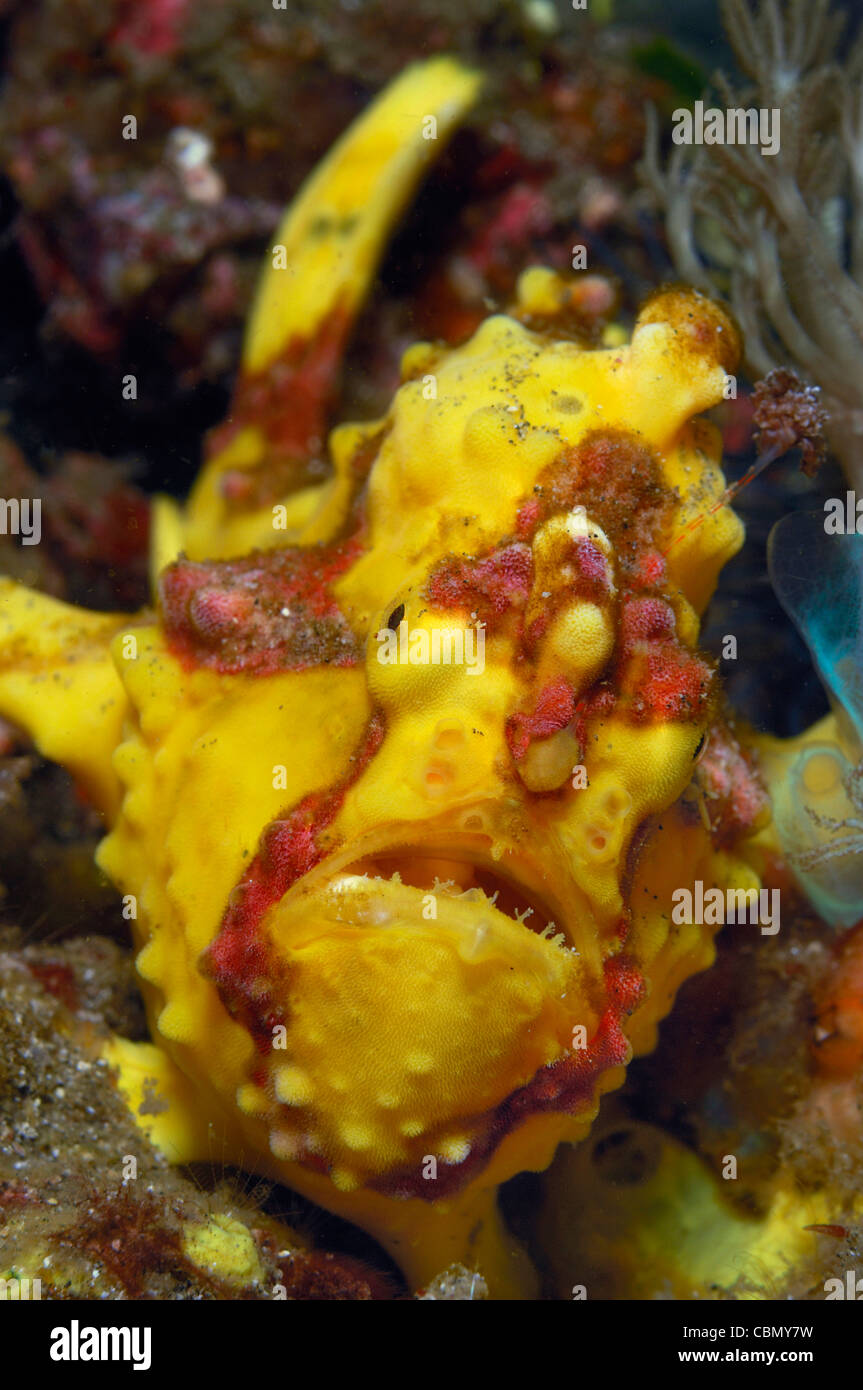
(0, 578, 133, 816)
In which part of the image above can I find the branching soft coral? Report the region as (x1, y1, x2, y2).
(642, 0, 863, 480)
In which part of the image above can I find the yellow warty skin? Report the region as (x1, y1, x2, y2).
(0, 58, 771, 1297)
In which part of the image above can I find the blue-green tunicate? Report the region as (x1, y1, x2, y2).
(767, 511, 863, 927)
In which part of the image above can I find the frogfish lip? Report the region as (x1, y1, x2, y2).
(248, 820, 598, 1190)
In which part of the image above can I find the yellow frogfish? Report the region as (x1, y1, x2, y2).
(0, 58, 772, 1297)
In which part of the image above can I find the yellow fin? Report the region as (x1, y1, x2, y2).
(103, 1035, 238, 1167)
(0, 578, 132, 815)
(243, 56, 482, 375)
(182, 57, 481, 563)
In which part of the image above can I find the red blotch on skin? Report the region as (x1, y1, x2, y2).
(577, 434, 617, 483)
(505, 678, 575, 762)
(515, 499, 542, 539)
(206, 307, 350, 510)
(573, 536, 611, 595)
(636, 550, 666, 588)
(573, 685, 617, 747)
(617, 595, 714, 724)
(632, 648, 714, 723)
(426, 543, 533, 629)
(523, 537, 613, 651)
(619, 596, 677, 652)
(160, 533, 363, 675)
(201, 716, 385, 1050)
(187, 586, 256, 642)
(533, 432, 675, 582)
(523, 610, 551, 649)
(603, 952, 646, 1014)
